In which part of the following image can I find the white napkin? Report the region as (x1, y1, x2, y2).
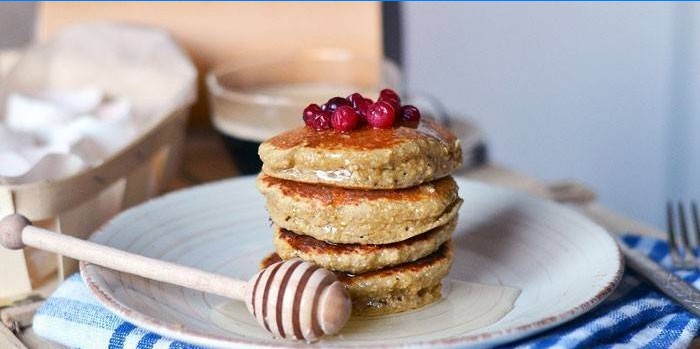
(0, 88, 136, 184)
(0, 22, 197, 186)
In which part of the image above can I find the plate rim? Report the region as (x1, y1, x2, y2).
(81, 175, 625, 349)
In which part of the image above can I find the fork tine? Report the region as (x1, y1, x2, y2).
(692, 201, 700, 250)
(678, 202, 695, 267)
(679, 202, 689, 248)
(668, 201, 682, 267)
(687, 202, 699, 249)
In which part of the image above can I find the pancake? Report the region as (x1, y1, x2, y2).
(257, 174, 462, 244)
(262, 242, 453, 316)
(273, 217, 456, 274)
(258, 119, 463, 189)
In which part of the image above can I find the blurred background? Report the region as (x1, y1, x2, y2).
(1, 2, 698, 231)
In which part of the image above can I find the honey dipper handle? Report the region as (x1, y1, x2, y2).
(0, 214, 248, 300)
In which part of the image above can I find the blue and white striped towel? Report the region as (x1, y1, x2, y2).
(34, 235, 700, 349)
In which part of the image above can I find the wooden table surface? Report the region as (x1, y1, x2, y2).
(0, 129, 672, 348)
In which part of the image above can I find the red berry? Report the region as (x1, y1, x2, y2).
(331, 105, 361, 132)
(380, 88, 400, 103)
(379, 88, 400, 107)
(365, 100, 396, 129)
(303, 103, 331, 130)
(309, 111, 332, 130)
(399, 105, 421, 122)
(379, 88, 401, 111)
(303, 103, 322, 126)
(355, 98, 373, 116)
(322, 97, 351, 111)
(379, 96, 400, 112)
(347, 93, 364, 107)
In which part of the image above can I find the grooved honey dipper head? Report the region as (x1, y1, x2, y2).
(0, 214, 30, 250)
(245, 258, 351, 342)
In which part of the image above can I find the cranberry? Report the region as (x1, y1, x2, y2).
(355, 97, 373, 116)
(399, 105, 421, 122)
(347, 93, 364, 107)
(379, 95, 399, 108)
(331, 105, 361, 132)
(365, 100, 396, 129)
(380, 97, 400, 112)
(303, 103, 323, 126)
(322, 97, 351, 111)
(309, 111, 332, 130)
(380, 88, 401, 103)
(378, 88, 401, 111)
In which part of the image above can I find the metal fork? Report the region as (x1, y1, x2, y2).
(667, 201, 700, 269)
(549, 183, 700, 317)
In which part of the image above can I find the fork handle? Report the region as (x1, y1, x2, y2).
(617, 241, 700, 317)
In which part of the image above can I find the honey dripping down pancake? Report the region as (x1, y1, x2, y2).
(262, 242, 454, 316)
(273, 217, 456, 274)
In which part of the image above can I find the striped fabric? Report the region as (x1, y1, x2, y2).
(33, 235, 700, 349)
(508, 235, 700, 349)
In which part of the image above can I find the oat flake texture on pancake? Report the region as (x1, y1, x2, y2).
(258, 118, 463, 189)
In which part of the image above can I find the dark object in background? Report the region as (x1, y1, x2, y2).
(382, 2, 402, 68)
(473, 142, 489, 166)
(222, 136, 263, 175)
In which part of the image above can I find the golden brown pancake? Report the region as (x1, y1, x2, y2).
(258, 119, 463, 189)
(273, 217, 456, 274)
(262, 242, 453, 316)
(257, 174, 462, 244)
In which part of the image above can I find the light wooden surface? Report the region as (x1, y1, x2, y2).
(0, 130, 678, 348)
(1, 301, 41, 330)
(0, 325, 26, 349)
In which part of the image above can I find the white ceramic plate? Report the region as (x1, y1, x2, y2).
(81, 176, 623, 348)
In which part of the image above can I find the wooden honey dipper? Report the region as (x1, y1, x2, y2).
(0, 214, 351, 342)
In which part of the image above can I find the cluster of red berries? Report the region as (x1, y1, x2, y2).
(302, 88, 421, 132)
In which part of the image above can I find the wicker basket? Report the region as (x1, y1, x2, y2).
(0, 23, 196, 303)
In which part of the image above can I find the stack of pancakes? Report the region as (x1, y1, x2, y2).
(257, 119, 463, 316)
